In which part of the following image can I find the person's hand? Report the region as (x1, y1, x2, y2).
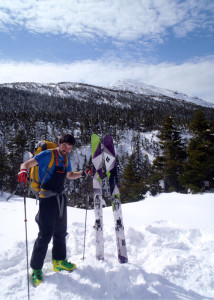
(81, 165, 93, 177)
(85, 165, 93, 175)
(18, 169, 28, 186)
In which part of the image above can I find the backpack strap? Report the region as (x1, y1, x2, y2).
(39, 149, 56, 191)
(65, 155, 68, 168)
(64, 155, 68, 169)
(54, 149, 59, 167)
(53, 149, 68, 169)
(49, 149, 56, 168)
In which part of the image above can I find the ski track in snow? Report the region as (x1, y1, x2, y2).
(0, 193, 214, 300)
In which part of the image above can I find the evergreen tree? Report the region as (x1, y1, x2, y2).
(120, 137, 148, 203)
(7, 129, 28, 192)
(181, 109, 214, 192)
(120, 153, 139, 203)
(132, 134, 144, 180)
(151, 115, 186, 192)
(0, 146, 9, 192)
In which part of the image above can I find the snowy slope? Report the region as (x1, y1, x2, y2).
(0, 82, 126, 107)
(1, 80, 214, 108)
(110, 79, 214, 108)
(1, 82, 93, 100)
(0, 192, 214, 300)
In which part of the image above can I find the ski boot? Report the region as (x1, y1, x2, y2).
(52, 259, 77, 272)
(31, 269, 43, 287)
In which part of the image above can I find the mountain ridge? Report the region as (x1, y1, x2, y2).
(1, 80, 213, 108)
(109, 79, 214, 108)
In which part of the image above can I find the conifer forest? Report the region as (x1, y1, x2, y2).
(0, 83, 214, 207)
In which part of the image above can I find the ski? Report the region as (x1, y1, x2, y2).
(91, 134, 104, 260)
(103, 135, 128, 263)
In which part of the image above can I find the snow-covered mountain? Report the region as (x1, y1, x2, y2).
(109, 79, 214, 108)
(1, 82, 97, 101)
(1, 80, 214, 108)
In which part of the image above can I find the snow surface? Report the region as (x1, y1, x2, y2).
(0, 192, 214, 300)
(110, 80, 214, 108)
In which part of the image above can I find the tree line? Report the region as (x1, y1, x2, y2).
(0, 86, 214, 206)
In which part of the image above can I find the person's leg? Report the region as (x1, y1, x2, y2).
(52, 196, 76, 272)
(52, 195, 67, 260)
(30, 197, 57, 269)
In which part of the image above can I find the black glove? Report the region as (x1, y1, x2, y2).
(81, 170, 87, 177)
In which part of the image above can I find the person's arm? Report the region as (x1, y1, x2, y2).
(18, 158, 38, 185)
(67, 170, 83, 180)
(20, 158, 38, 171)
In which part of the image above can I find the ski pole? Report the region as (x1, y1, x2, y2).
(23, 185, 30, 300)
(82, 175, 89, 261)
(6, 183, 22, 201)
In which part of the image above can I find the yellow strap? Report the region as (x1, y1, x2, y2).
(35, 146, 42, 156)
(48, 149, 56, 169)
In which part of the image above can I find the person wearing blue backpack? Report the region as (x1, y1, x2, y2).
(18, 133, 90, 286)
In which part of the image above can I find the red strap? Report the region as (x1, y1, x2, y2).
(53, 149, 67, 168)
(54, 149, 59, 167)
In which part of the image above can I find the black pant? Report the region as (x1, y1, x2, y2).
(30, 195, 67, 270)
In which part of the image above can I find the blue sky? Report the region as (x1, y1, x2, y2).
(0, 0, 214, 104)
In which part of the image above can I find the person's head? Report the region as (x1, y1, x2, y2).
(58, 134, 76, 156)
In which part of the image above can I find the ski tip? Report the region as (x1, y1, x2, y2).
(103, 134, 113, 144)
(91, 134, 101, 157)
(91, 133, 100, 140)
(104, 134, 112, 139)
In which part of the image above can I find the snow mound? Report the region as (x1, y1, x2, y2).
(0, 192, 214, 299)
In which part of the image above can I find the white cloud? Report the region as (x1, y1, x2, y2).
(0, 0, 213, 43)
(0, 56, 213, 104)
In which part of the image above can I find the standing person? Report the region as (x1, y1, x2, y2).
(18, 134, 87, 286)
